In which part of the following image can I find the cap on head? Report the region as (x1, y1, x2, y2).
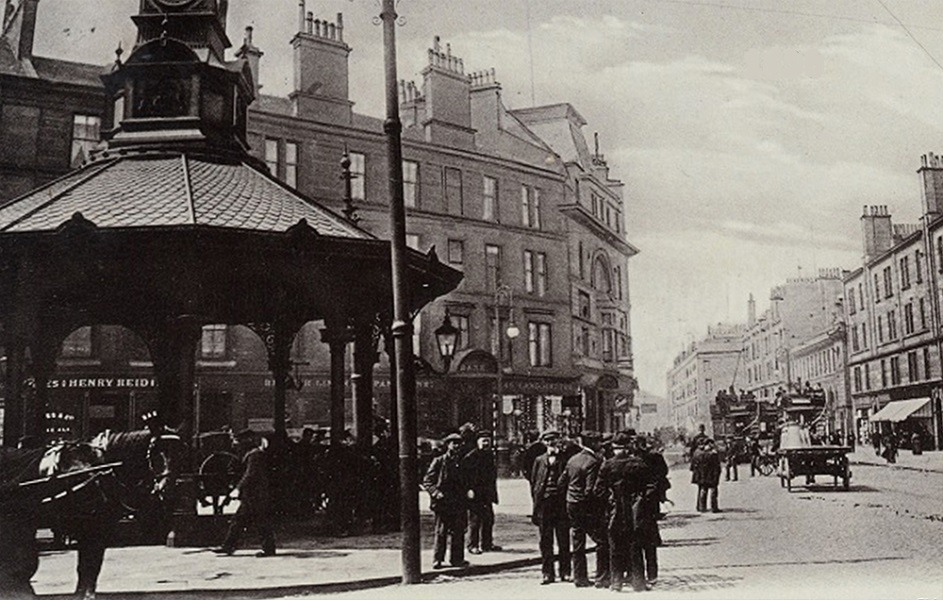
(579, 430, 601, 443)
(476, 430, 493, 440)
(443, 432, 462, 444)
(540, 430, 561, 443)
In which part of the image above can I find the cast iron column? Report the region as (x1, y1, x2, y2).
(146, 318, 200, 435)
(380, 0, 421, 583)
(352, 324, 377, 451)
(322, 327, 350, 447)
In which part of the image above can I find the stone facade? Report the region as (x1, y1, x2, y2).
(667, 323, 743, 436)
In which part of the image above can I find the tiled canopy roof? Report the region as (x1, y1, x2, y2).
(0, 152, 371, 238)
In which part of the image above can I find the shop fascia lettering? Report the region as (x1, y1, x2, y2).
(45, 377, 158, 389)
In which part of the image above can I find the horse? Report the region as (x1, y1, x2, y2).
(56, 427, 185, 599)
(0, 440, 105, 599)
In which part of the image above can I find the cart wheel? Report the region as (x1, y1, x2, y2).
(842, 467, 850, 491)
(785, 460, 792, 492)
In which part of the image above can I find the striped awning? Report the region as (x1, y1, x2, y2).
(869, 398, 932, 422)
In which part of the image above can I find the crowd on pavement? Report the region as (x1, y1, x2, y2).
(421, 423, 671, 592)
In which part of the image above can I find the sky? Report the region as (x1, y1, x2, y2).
(31, 0, 943, 397)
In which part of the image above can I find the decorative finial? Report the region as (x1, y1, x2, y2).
(114, 42, 123, 66)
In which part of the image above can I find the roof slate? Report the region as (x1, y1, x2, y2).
(0, 153, 371, 239)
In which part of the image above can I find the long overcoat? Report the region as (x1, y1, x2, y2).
(690, 447, 721, 487)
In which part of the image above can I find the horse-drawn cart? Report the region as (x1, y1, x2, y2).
(776, 389, 852, 492)
(778, 445, 851, 491)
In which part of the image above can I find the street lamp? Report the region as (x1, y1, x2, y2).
(434, 308, 460, 428)
(494, 285, 520, 438)
(434, 309, 459, 372)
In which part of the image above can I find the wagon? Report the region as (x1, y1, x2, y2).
(778, 445, 852, 491)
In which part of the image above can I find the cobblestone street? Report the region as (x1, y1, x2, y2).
(295, 462, 943, 600)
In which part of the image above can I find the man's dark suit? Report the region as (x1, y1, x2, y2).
(423, 449, 468, 566)
(559, 447, 609, 586)
(530, 452, 570, 581)
(463, 447, 499, 552)
(222, 446, 275, 556)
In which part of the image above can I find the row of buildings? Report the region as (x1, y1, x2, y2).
(0, 0, 639, 444)
(668, 195, 943, 451)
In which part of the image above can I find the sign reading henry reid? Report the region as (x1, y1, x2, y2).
(45, 377, 158, 389)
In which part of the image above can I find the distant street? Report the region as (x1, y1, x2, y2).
(297, 459, 943, 600)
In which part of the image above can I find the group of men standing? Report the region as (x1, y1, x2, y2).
(422, 429, 502, 569)
(527, 429, 670, 592)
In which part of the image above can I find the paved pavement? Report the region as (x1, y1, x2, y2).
(848, 447, 943, 473)
(33, 479, 544, 599)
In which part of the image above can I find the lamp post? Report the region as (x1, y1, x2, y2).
(379, 0, 420, 583)
(434, 309, 459, 427)
(493, 285, 520, 438)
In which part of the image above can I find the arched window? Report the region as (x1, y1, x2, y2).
(592, 255, 611, 294)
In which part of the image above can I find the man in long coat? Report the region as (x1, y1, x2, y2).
(637, 435, 668, 586)
(423, 433, 471, 569)
(691, 438, 721, 512)
(593, 431, 651, 592)
(217, 429, 276, 557)
(463, 431, 501, 554)
(558, 430, 608, 588)
(530, 431, 570, 585)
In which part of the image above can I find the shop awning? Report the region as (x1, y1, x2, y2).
(869, 398, 932, 422)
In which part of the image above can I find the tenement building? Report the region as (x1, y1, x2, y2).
(667, 323, 743, 436)
(844, 182, 943, 450)
(741, 272, 844, 401)
(0, 0, 638, 442)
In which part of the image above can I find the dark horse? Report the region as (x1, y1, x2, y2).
(0, 427, 184, 599)
(0, 441, 103, 599)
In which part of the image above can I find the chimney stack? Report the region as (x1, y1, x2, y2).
(290, 7, 352, 124)
(420, 36, 474, 149)
(918, 152, 943, 219)
(860, 205, 894, 263)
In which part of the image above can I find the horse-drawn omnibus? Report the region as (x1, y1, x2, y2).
(775, 387, 852, 491)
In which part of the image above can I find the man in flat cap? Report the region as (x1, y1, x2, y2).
(593, 430, 651, 592)
(423, 432, 471, 569)
(530, 430, 571, 585)
(216, 429, 276, 557)
(463, 430, 501, 555)
(558, 431, 609, 588)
